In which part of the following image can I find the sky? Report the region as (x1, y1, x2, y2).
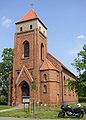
(0, 0, 86, 75)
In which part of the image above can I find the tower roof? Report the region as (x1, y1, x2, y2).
(16, 9, 47, 29)
(17, 9, 38, 23)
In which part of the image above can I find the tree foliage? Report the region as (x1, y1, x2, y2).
(0, 48, 13, 97)
(68, 45, 86, 96)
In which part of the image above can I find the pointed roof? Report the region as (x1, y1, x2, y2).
(40, 58, 58, 71)
(16, 9, 47, 29)
(16, 65, 33, 83)
(17, 9, 38, 23)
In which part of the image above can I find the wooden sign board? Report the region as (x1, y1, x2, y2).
(22, 96, 30, 104)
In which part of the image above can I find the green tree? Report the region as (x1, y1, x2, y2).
(68, 45, 86, 96)
(0, 48, 13, 98)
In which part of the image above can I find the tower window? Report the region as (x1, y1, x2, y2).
(23, 41, 29, 57)
(44, 74, 47, 81)
(20, 27, 23, 31)
(41, 43, 44, 61)
(39, 26, 41, 31)
(30, 25, 32, 29)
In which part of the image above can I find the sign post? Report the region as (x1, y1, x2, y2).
(22, 96, 30, 112)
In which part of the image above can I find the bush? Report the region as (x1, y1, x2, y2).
(0, 95, 7, 105)
(79, 97, 86, 103)
(83, 106, 86, 113)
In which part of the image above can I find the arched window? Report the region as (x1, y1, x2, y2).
(44, 74, 47, 81)
(44, 85, 47, 93)
(24, 41, 29, 57)
(20, 27, 23, 32)
(41, 43, 44, 60)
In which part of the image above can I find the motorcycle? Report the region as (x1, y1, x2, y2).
(58, 104, 84, 118)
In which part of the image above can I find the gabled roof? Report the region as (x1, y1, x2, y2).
(40, 58, 58, 71)
(47, 52, 76, 77)
(16, 9, 38, 23)
(16, 65, 33, 83)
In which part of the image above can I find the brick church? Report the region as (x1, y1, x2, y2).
(8, 9, 78, 106)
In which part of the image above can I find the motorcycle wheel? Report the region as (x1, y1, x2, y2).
(76, 113, 84, 118)
(80, 113, 84, 118)
(58, 111, 65, 118)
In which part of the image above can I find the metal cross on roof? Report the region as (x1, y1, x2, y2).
(30, 3, 34, 9)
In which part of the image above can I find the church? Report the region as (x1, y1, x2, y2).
(8, 9, 78, 106)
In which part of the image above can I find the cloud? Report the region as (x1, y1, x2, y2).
(77, 34, 86, 39)
(69, 50, 78, 55)
(69, 45, 83, 55)
(0, 16, 12, 28)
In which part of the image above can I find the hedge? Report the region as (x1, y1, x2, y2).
(0, 95, 7, 105)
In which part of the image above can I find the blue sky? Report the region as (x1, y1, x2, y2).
(0, 0, 86, 75)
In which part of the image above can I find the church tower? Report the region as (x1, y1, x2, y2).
(11, 9, 47, 105)
(8, 9, 78, 106)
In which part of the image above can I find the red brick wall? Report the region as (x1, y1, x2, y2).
(8, 23, 78, 106)
(11, 29, 48, 105)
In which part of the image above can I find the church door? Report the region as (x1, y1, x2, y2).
(21, 82, 30, 97)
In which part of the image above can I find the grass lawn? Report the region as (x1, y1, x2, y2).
(0, 109, 86, 120)
(0, 103, 85, 119)
(0, 105, 11, 110)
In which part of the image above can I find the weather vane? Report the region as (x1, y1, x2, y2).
(30, 3, 34, 9)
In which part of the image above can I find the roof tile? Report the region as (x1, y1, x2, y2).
(40, 58, 57, 71)
(17, 9, 38, 23)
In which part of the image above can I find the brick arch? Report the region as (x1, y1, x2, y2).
(16, 80, 31, 104)
(17, 78, 31, 87)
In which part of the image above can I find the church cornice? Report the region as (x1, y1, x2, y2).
(16, 29, 34, 35)
(41, 81, 60, 83)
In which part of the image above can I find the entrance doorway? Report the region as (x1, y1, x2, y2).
(21, 81, 30, 97)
